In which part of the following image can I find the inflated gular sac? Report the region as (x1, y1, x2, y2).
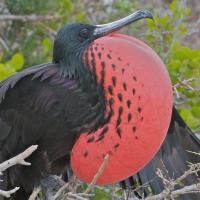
(71, 34, 173, 185)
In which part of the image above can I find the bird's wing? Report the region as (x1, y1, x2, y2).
(121, 107, 200, 200)
(0, 63, 96, 160)
(0, 63, 50, 151)
(0, 63, 49, 104)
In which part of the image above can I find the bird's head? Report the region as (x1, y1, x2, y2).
(53, 10, 153, 77)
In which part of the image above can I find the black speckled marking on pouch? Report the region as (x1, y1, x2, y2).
(126, 100, 131, 109)
(137, 107, 142, 113)
(133, 76, 137, 81)
(84, 151, 88, 157)
(122, 82, 127, 91)
(87, 136, 95, 143)
(111, 64, 116, 71)
(98, 52, 102, 60)
(107, 54, 112, 59)
(114, 143, 120, 150)
(116, 127, 121, 138)
(132, 88, 136, 96)
(128, 113, 132, 122)
(117, 93, 123, 102)
(112, 76, 116, 87)
(107, 85, 113, 95)
(132, 126, 136, 133)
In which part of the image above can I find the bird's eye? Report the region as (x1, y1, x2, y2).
(79, 28, 89, 38)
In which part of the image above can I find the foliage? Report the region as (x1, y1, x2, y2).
(0, 0, 200, 199)
(0, 53, 24, 80)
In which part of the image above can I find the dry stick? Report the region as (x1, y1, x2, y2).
(53, 183, 69, 200)
(66, 192, 89, 200)
(38, 22, 57, 36)
(0, 145, 38, 198)
(145, 183, 200, 200)
(0, 187, 20, 198)
(0, 36, 10, 52)
(0, 145, 38, 172)
(57, 155, 109, 200)
(64, 192, 94, 200)
(176, 78, 196, 90)
(85, 154, 109, 194)
(0, 15, 60, 22)
(145, 162, 200, 200)
(28, 186, 42, 200)
(175, 163, 200, 184)
(173, 77, 197, 98)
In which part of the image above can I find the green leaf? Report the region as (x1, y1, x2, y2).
(191, 106, 200, 118)
(6, 53, 24, 71)
(160, 16, 168, 28)
(180, 109, 199, 129)
(170, 0, 177, 13)
(93, 189, 112, 200)
(42, 38, 52, 54)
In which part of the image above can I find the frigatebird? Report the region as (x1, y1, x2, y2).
(0, 10, 199, 200)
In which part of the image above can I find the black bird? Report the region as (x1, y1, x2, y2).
(0, 10, 199, 200)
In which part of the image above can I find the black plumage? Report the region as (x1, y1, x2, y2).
(0, 24, 106, 199)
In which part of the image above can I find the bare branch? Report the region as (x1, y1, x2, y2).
(144, 161, 200, 200)
(173, 77, 198, 99)
(0, 15, 60, 22)
(38, 22, 57, 37)
(0, 145, 38, 173)
(28, 186, 42, 200)
(0, 187, 20, 198)
(64, 192, 94, 200)
(85, 154, 109, 194)
(0, 145, 38, 199)
(145, 183, 200, 200)
(50, 155, 109, 200)
(0, 36, 10, 52)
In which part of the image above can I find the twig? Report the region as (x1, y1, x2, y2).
(0, 145, 38, 199)
(175, 163, 200, 184)
(28, 186, 42, 200)
(65, 192, 93, 200)
(38, 23, 57, 37)
(163, 1, 186, 62)
(0, 145, 38, 172)
(0, 36, 10, 52)
(53, 182, 69, 200)
(0, 15, 60, 22)
(145, 183, 200, 200)
(144, 161, 200, 200)
(173, 77, 198, 99)
(0, 187, 20, 198)
(176, 77, 196, 90)
(85, 154, 109, 194)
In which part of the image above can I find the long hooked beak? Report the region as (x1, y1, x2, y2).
(93, 10, 153, 38)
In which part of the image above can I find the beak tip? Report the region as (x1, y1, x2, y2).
(93, 9, 154, 38)
(140, 10, 154, 20)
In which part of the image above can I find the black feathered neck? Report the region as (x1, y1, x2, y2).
(52, 24, 95, 79)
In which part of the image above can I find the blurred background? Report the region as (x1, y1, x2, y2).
(0, 0, 200, 198)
